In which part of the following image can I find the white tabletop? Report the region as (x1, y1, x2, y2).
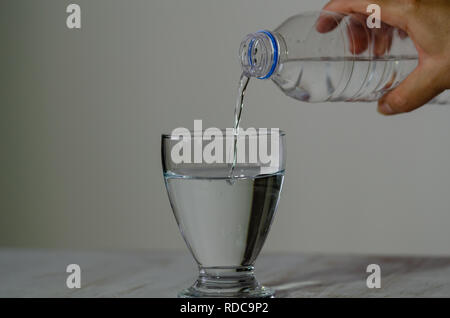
(1, 248, 450, 297)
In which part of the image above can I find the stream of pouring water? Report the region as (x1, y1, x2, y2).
(229, 73, 250, 180)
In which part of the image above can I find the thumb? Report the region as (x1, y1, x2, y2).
(378, 64, 444, 115)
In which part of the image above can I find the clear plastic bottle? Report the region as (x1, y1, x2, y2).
(239, 11, 449, 103)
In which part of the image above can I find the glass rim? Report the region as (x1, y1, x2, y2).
(162, 129, 286, 140)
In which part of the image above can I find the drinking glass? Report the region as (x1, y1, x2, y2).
(161, 129, 286, 297)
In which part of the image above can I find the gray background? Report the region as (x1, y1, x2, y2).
(1, 0, 450, 256)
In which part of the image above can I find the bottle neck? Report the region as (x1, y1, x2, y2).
(239, 30, 280, 79)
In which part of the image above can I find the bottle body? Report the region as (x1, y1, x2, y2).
(240, 11, 449, 103)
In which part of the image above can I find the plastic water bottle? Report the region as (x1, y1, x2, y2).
(239, 11, 449, 103)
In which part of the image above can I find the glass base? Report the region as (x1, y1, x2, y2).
(178, 266, 275, 298)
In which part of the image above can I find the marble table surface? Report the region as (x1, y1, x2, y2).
(1, 248, 450, 297)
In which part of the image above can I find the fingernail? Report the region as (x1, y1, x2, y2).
(378, 102, 394, 115)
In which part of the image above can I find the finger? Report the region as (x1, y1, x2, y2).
(397, 28, 408, 40)
(316, 10, 342, 33)
(347, 17, 369, 54)
(373, 24, 393, 56)
(377, 64, 444, 115)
